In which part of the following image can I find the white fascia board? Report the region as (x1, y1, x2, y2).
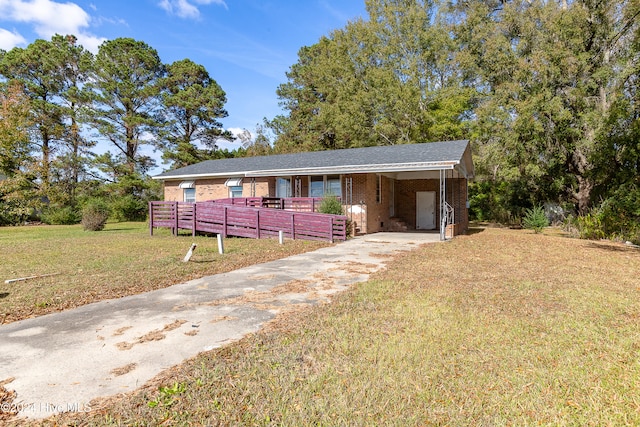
(152, 172, 250, 181)
(245, 161, 459, 177)
(153, 161, 460, 181)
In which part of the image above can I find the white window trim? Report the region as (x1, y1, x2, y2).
(179, 181, 195, 189)
(229, 185, 243, 198)
(276, 176, 292, 198)
(183, 187, 196, 203)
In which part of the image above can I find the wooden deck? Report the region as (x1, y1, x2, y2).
(149, 198, 348, 242)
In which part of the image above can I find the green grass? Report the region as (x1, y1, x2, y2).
(0, 222, 329, 324)
(36, 227, 640, 426)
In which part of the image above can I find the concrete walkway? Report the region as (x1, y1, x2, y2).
(0, 232, 440, 420)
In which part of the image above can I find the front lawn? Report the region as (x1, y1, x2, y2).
(0, 222, 328, 324)
(42, 227, 640, 426)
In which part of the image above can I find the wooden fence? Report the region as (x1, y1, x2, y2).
(149, 200, 348, 242)
(211, 196, 328, 212)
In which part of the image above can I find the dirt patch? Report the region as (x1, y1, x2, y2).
(111, 363, 137, 377)
(112, 326, 133, 336)
(211, 315, 238, 323)
(248, 274, 276, 281)
(368, 252, 396, 259)
(271, 279, 314, 294)
(139, 330, 166, 343)
(116, 341, 134, 351)
(330, 261, 379, 275)
(116, 320, 187, 350)
(184, 330, 199, 336)
(163, 320, 187, 332)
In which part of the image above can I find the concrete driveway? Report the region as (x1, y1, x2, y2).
(0, 232, 440, 420)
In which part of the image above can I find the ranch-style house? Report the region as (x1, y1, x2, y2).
(152, 140, 474, 240)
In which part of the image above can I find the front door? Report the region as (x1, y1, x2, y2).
(416, 191, 436, 229)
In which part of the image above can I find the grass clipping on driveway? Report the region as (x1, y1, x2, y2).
(0, 223, 329, 324)
(41, 227, 640, 426)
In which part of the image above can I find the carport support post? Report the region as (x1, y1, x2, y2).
(439, 169, 446, 241)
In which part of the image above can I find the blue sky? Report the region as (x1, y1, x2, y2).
(0, 0, 368, 162)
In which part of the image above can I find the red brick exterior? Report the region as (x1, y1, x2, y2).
(162, 173, 469, 235)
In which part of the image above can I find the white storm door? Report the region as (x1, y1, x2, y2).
(416, 191, 436, 230)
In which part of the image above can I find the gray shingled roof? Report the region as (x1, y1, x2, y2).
(154, 140, 473, 179)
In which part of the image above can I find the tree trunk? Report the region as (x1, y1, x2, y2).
(574, 175, 594, 215)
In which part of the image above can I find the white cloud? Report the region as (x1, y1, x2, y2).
(0, 27, 27, 50)
(158, 0, 227, 19)
(75, 33, 105, 53)
(227, 127, 251, 139)
(0, 0, 105, 52)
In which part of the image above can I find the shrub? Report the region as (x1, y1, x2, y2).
(109, 194, 147, 222)
(522, 205, 548, 233)
(318, 194, 344, 216)
(571, 186, 640, 244)
(81, 199, 110, 231)
(575, 211, 606, 240)
(41, 206, 80, 225)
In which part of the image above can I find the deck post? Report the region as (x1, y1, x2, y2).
(222, 206, 228, 238)
(256, 210, 261, 239)
(329, 217, 334, 243)
(192, 203, 196, 237)
(149, 202, 153, 236)
(173, 202, 178, 236)
(291, 213, 296, 240)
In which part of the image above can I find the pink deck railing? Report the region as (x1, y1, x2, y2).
(210, 196, 329, 212)
(149, 199, 347, 242)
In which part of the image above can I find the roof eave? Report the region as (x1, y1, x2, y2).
(153, 172, 247, 180)
(246, 161, 459, 177)
(154, 161, 465, 181)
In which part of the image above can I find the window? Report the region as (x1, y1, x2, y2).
(310, 176, 324, 197)
(376, 174, 382, 203)
(183, 188, 196, 203)
(326, 175, 341, 197)
(229, 186, 243, 198)
(276, 177, 291, 197)
(308, 175, 341, 197)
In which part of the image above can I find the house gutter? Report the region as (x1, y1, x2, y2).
(152, 160, 460, 181)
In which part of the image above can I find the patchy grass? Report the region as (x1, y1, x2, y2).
(0, 222, 329, 324)
(32, 227, 640, 426)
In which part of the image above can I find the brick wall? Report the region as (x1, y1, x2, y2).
(248, 177, 270, 197)
(195, 178, 229, 200)
(395, 179, 439, 229)
(394, 178, 468, 233)
(344, 174, 369, 234)
(164, 181, 181, 201)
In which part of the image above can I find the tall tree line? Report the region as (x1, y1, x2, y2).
(0, 36, 233, 224)
(270, 0, 640, 241)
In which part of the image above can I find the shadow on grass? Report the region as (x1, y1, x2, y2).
(586, 241, 640, 254)
(189, 259, 216, 264)
(0, 292, 9, 299)
(465, 227, 485, 236)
